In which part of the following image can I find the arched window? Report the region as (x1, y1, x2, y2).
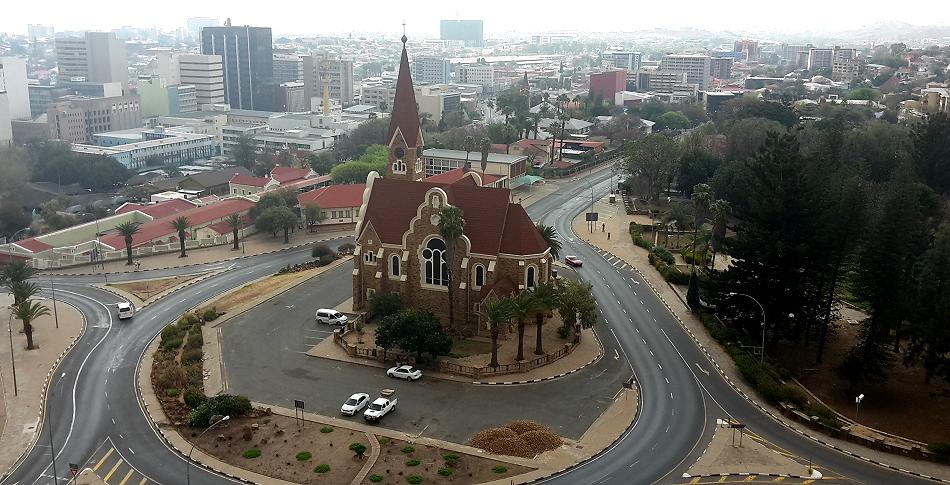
(473, 264, 485, 288)
(423, 238, 448, 286)
(390, 254, 400, 278)
(526, 266, 537, 289)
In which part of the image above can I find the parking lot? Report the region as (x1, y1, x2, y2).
(219, 263, 629, 443)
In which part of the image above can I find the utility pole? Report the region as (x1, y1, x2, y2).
(7, 310, 17, 396)
(49, 273, 59, 329)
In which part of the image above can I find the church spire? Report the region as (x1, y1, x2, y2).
(385, 32, 424, 181)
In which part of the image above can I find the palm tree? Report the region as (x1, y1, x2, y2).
(709, 199, 731, 270)
(115, 221, 141, 266)
(8, 280, 40, 308)
(531, 113, 541, 139)
(530, 282, 558, 355)
(556, 93, 569, 116)
(690, 184, 712, 273)
(501, 106, 514, 126)
(557, 112, 570, 161)
(2, 262, 37, 306)
(170, 216, 190, 258)
(14, 300, 50, 350)
(478, 297, 512, 368)
(535, 223, 561, 259)
(437, 206, 466, 335)
(478, 137, 492, 174)
(509, 291, 536, 361)
(419, 112, 432, 130)
(462, 136, 476, 171)
(226, 213, 244, 250)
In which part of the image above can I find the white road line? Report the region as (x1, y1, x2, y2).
(658, 363, 662, 370)
(640, 300, 644, 305)
(649, 350, 654, 356)
(129, 447, 135, 454)
(665, 377, 670, 384)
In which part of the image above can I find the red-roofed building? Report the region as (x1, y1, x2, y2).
(271, 166, 317, 184)
(115, 198, 198, 219)
(229, 174, 279, 196)
(353, 36, 553, 333)
(228, 169, 329, 197)
(424, 168, 505, 188)
(99, 198, 255, 249)
(296, 184, 366, 226)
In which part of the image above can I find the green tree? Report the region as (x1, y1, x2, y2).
(249, 189, 297, 220)
(226, 213, 244, 250)
(677, 150, 721, 197)
(349, 442, 368, 460)
(847, 88, 878, 100)
(708, 199, 731, 270)
(437, 206, 465, 334)
(374, 310, 452, 361)
(656, 111, 691, 131)
(232, 135, 257, 170)
(623, 134, 681, 200)
(556, 279, 597, 334)
(14, 300, 51, 350)
(913, 113, 950, 195)
(509, 291, 536, 362)
(535, 223, 561, 260)
(170, 216, 191, 258)
(530, 283, 558, 355)
(724, 117, 787, 161)
(333, 118, 388, 161)
(115, 221, 141, 266)
(478, 297, 512, 368)
(266, 206, 297, 244)
(303, 203, 324, 232)
(905, 224, 950, 383)
(368, 292, 403, 320)
(309, 152, 336, 175)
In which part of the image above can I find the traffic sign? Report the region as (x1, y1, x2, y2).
(294, 399, 305, 409)
(69, 463, 79, 476)
(585, 212, 599, 222)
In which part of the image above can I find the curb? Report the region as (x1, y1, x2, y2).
(45, 235, 350, 277)
(683, 472, 816, 479)
(472, 329, 605, 386)
(583, 242, 950, 483)
(93, 269, 221, 311)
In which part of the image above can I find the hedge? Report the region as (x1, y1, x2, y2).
(186, 394, 252, 427)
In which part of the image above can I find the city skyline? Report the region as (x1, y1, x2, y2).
(5, 0, 950, 38)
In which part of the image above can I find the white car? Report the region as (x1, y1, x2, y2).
(116, 302, 134, 320)
(387, 365, 422, 381)
(315, 309, 348, 326)
(341, 392, 370, 416)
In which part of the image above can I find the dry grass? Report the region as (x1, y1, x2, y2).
(369, 437, 530, 484)
(469, 421, 563, 458)
(211, 268, 325, 315)
(109, 274, 201, 300)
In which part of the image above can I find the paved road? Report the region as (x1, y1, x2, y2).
(4, 168, 938, 485)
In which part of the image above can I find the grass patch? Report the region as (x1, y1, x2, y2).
(242, 448, 261, 459)
(400, 445, 415, 454)
(405, 459, 420, 466)
(377, 436, 391, 445)
(320, 426, 334, 433)
(492, 465, 508, 474)
(438, 467, 453, 476)
(313, 464, 330, 473)
(406, 475, 422, 484)
(295, 451, 312, 461)
(368, 475, 384, 483)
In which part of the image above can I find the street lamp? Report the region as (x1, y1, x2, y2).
(186, 415, 230, 485)
(855, 394, 865, 420)
(46, 371, 66, 485)
(6, 308, 17, 396)
(727, 292, 767, 364)
(49, 272, 59, 329)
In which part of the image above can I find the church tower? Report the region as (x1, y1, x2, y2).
(385, 34, 425, 181)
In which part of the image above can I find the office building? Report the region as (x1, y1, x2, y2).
(47, 95, 142, 144)
(457, 64, 494, 91)
(302, 53, 354, 108)
(27, 24, 55, 40)
(0, 93, 11, 143)
(412, 56, 451, 85)
(147, 49, 181, 85)
(589, 70, 626, 101)
(276, 81, 306, 112)
(604, 52, 642, 72)
(178, 54, 225, 108)
(710, 57, 733, 80)
(415, 85, 461, 125)
(59, 79, 123, 98)
(807, 48, 834, 71)
(200, 25, 275, 111)
(28, 85, 73, 118)
(138, 77, 198, 117)
(734, 40, 759, 63)
(0, 57, 30, 120)
(781, 44, 813, 64)
(55, 32, 128, 85)
(360, 84, 396, 110)
(635, 70, 690, 94)
(74, 126, 215, 168)
(273, 54, 303, 83)
(832, 58, 860, 83)
(440, 20, 484, 47)
(659, 55, 711, 90)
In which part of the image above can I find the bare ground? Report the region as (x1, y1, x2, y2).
(368, 437, 529, 484)
(108, 274, 201, 300)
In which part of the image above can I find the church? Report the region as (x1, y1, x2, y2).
(351, 35, 554, 332)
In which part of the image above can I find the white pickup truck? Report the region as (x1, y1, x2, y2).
(363, 389, 397, 422)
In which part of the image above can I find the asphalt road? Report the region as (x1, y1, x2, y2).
(3, 167, 939, 485)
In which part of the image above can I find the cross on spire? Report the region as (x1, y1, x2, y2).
(401, 21, 407, 44)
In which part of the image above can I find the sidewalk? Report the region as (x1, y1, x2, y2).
(0, 293, 84, 478)
(572, 195, 950, 481)
(687, 425, 813, 478)
(50, 228, 352, 275)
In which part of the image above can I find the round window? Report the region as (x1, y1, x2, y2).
(394, 147, 405, 159)
(422, 249, 432, 259)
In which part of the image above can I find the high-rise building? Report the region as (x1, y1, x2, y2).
(415, 85, 461, 125)
(28, 85, 73, 118)
(457, 64, 494, 91)
(200, 25, 275, 111)
(178, 54, 226, 108)
(807, 48, 834, 71)
(412, 56, 451, 85)
(147, 48, 181, 85)
(302, 53, 354, 108)
(832, 58, 860, 84)
(276, 81, 306, 112)
(659, 55, 711, 90)
(138, 76, 197, 117)
(734, 39, 760, 63)
(604, 52, 642, 72)
(55, 32, 128, 86)
(635, 70, 690, 93)
(27, 24, 55, 40)
(439, 20, 484, 47)
(273, 54, 303, 84)
(710, 57, 733, 80)
(0, 57, 30, 120)
(0, 93, 12, 143)
(589, 70, 626, 101)
(48, 95, 142, 144)
(781, 44, 813, 65)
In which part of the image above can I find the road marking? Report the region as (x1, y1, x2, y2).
(665, 377, 669, 384)
(718, 478, 727, 483)
(653, 317, 657, 322)
(772, 478, 786, 482)
(642, 338, 647, 345)
(640, 300, 644, 305)
(670, 392, 674, 399)
(103, 458, 124, 481)
(657, 363, 662, 370)
(128, 447, 135, 454)
(694, 363, 710, 376)
(690, 478, 701, 484)
(743, 476, 758, 482)
(138, 478, 148, 485)
(118, 469, 135, 485)
(665, 425, 670, 433)
(111, 418, 115, 425)
(630, 278, 639, 284)
(93, 448, 114, 471)
(649, 350, 654, 356)
(613, 349, 619, 360)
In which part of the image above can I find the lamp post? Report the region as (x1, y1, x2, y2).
(727, 292, 766, 364)
(46, 371, 65, 485)
(855, 394, 864, 420)
(49, 272, 59, 329)
(6, 309, 17, 396)
(186, 415, 230, 485)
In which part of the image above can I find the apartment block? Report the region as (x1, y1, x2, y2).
(412, 56, 451, 85)
(48, 95, 142, 144)
(635, 70, 693, 94)
(0, 57, 30, 120)
(589, 70, 626, 101)
(659, 55, 711, 90)
(178, 54, 225, 107)
(55, 32, 128, 85)
(604, 52, 642, 72)
(710, 57, 733, 80)
(734, 39, 759, 62)
(302, 53, 354, 108)
(457, 64, 494, 91)
(274, 54, 304, 83)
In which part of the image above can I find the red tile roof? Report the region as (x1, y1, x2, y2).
(206, 216, 254, 235)
(270, 166, 313, 184)
(425, 169, 502, 186)
(297, 184, 365, 209)
(230, 175, 272, 187)
(279, 174, 331, 191)
(99, 198, 255, 249)
(387, 39, 422, 148)
(115, 199, 197, 219)
(477, 276, 517, 302)
(361, 178, 547, 256)
(12, 237, 52, 253)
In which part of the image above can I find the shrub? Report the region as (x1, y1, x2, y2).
(320, 426, 333, 433)
(295, 451, 312, 461)
(242, 448, 261, 459)
(438, 468, 453, 476)
(313, 464, 330, 473)
(929, 442, 950, 457)
(165, 388, 181, 398)
(338, 242, 356, 254)
(557, 325, 571, 339)
(312, 244, 335, 259)
(406, 476, 422, 484)
(160, 336, 183, 352)
(154, 362, 188, 391)
(350, 442, 367, 459)
(185, 313, 200, 325)
(368, 475, 384, 483)
(492, 466, 508, 474)
(181, 348, 203, 365)
(184, 388, 207, 409)
(400, 445, 415, 454)
(377, 436, 391, 445)
(186, 394, 252, 427)
(201, 308, 219, 322)
(369, 292, 404, 319)
(805, 403, 842, 428)
(186, 331, 204, 349)
(319, 254, 336, 266)
(633, 236, 654, 250)
(160, 325, 183, 343)
(405, 459, 420, 466)
(651, 247, 675, 265)
(443, 453, 459, 467)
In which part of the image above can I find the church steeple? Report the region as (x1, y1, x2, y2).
(386, 34, 424, 181)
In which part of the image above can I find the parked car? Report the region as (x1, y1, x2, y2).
(341, 392, 370, 416)
(564, 255, 583, 267)
(364, 389, 397, 422)
(116, 302, 134, 320)
(315, 309, 348, 326)
(386, 365, 422, 381)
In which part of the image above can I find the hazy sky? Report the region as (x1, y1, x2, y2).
(4, 0, 950, 37)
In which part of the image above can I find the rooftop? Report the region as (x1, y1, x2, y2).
(422, 148, 528, 165)
(297, 184, 366, 209)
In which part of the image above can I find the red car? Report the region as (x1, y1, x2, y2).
(564, 255, 583, 267)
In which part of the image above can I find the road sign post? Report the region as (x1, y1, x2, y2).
(294, 399, 305, 427)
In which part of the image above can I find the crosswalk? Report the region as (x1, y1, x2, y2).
(87, 439, 155, 485)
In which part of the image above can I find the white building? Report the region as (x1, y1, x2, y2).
(457, 64, 494, 91)
(659, 55, 711, 90)
(0, 57, 30, 120)
(302, 53, 354, 107)
(178, 54, 225, 108)
(72, 128, 215, 169)
(604, 51, 642, 72)
(0, 92, 12, 143)
(54, 32, 128, 85)
(413, 56, 451, 85)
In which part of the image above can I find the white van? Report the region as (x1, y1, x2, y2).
(116, 302, 134, 320)
(315, 309, 348, 326)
